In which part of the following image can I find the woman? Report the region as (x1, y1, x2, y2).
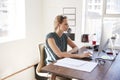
(45, 15, 91, 80)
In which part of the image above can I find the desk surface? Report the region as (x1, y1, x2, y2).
(41, 49, 120, 80)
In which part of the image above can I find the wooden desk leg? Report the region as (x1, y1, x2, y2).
(50, 73, 56, 80)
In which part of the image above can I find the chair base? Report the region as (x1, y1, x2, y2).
(34, 64, 48, 80)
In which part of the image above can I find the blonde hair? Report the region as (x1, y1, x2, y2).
(54, 15, 67, 31)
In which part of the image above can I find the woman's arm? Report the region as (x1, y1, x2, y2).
(47, 37, 91, 58)
(67, 37, 79, 54)
(67, 37, 77, 48)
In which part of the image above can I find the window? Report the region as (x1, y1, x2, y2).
(83, 0, 120, 46)
(106, 0, 120, 14)
(0, 0, 25, 43)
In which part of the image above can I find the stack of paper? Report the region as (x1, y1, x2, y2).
(54, 58, 98, 72)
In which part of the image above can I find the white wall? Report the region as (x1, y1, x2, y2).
(42, 0, 83, 47)
(0, 0, 43, 79)
(0, 0, 83, 80)
(5, 67, 35, 80)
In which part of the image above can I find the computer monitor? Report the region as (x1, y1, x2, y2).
(96, 21, 118, 61)
(98, 21, 113, 54)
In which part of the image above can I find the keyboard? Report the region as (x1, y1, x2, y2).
(81, 56, 93, 61)
(97, 49, 119, 61)
(100, 55, 116, 61)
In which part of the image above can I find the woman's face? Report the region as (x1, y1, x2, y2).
(59, 19, 69, 31)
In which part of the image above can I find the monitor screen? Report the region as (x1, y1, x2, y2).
(98, 21, 113, 53)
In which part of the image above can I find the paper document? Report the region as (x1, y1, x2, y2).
(54, 58, 98, 72)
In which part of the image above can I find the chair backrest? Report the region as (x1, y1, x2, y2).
(36, 43, 46, 72)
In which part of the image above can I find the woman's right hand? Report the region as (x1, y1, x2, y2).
(80, 52, 92, 58)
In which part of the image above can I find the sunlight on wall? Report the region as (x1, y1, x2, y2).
(0, 0, 25, 43)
